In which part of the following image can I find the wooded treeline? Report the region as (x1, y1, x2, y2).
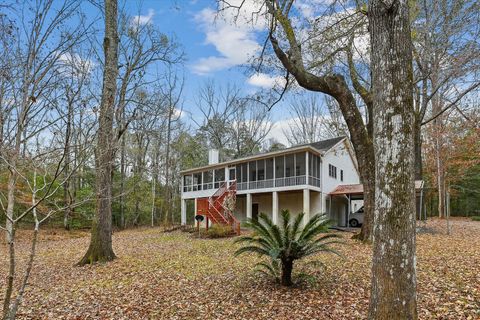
(0, 1, 286, 235)
(1, 0, 477, 236)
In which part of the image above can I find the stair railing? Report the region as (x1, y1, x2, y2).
(207, 180, 241, 235)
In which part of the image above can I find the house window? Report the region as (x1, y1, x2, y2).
(340, 169, 344, 182)
(329, 164, 337, 179)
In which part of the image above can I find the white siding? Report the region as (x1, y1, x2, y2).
(321, 140, 360, 218)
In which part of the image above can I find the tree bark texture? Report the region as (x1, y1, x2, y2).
(368, 1, 418, 319)
(78, 0, 118, 265)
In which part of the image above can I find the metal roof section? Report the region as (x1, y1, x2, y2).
(329, 180, 425, 196)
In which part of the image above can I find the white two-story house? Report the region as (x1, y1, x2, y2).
(180, 136, 362, 229)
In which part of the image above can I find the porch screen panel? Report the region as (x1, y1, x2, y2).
(236, 164, 241, 182)
(183, 175, 192, 192)
(193, 172, 202, 191)
(296, 152, 306, 176)
(241, 163, 248, 182)
(285, 154, 294, 177)
(204, 170, 213, 189)
(275, 156, 284, 178)
(249, 161, 257, 181)
(266, 158, 273, 179)
(316, 155, 321, 179)
(257, 159, 265, 180)
(308, 153, 315, 177)
(214, 168, 225, 188)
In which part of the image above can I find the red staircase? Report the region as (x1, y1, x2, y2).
(197, 181, 240, 235)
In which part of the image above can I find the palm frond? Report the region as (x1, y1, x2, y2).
(255, 260, 280, 280)
(298, 215, 330, 242)
(258, 213, 283, 246)
(235, 209, 343, 286)
(234, 245, 270, 257)
(281, 209, 291, 247)
(291, 212, 304, 240)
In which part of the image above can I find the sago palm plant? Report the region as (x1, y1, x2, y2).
(235, 210, 341, 286)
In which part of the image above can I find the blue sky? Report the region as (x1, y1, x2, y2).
(119, 0, 297, 144)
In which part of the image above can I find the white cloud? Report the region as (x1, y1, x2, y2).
(265, 112, 336, 147)
(294, 0, 341, 19)
(192, 2, 268, 75)
(58, 52, 95, 76)
(265, 118, 295, 146)
(173, 108, 185, 119)
(131, 9, 154, 26)
(247, 73, 286, 89)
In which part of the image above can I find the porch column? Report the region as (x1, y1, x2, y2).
(347, 194, 351, 228)
(303, 189, 310, 226)
(246, 193, 252, 219)
(305, 152, 309, 185)
(181, 198, 187, 225)
(193, 198, 198, 224)
(272, 191, 279, 225)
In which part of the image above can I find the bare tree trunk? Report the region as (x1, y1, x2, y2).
(151, 175, 156, 227)
(263, 2, 376, 242)
(433, 104, 445, 218)
(2, 228, 15, 320)
(5, 170, 40, 320)
(78, 0, 118, 265)
(5, 79, 28, 243)
(163, 112, 172, 226)
(355, 166, 375, 242)
(64, 98, 73, 230)
(436, 137, 445, 218)
(413, 117, 423, 180)
(368, 1, 417, 319)
(119, 133, 126, 228)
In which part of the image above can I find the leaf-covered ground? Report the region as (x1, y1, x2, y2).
(1, 218, 479, 319)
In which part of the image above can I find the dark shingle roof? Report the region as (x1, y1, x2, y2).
(307, 136, 346, 151)
(255, 136, 346, 157)
(180, 136, 347, 173)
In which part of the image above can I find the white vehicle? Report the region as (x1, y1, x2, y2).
(349, 206, 364, 227)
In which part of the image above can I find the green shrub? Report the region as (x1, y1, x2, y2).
(235, 210, 342, 286)
(471, 216, 480, 221)
(204, 224, 236, 238)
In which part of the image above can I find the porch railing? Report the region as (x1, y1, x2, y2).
(186, 175, 321, 192)
(236, 175, 321, 191)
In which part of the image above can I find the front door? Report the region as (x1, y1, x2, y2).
(252, 203, 259, 222)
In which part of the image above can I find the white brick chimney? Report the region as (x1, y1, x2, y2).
(208, 149, 219, 165)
